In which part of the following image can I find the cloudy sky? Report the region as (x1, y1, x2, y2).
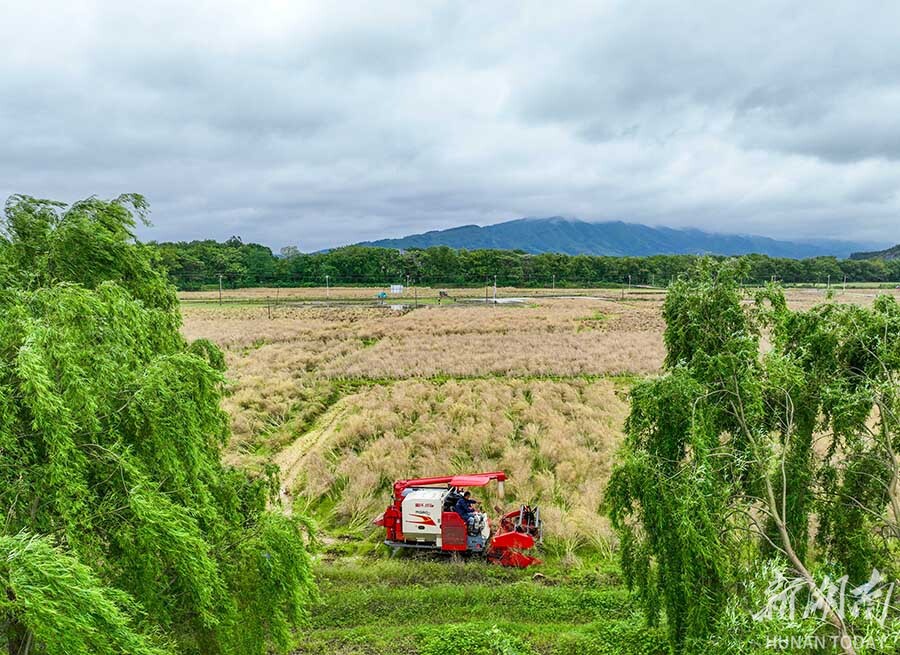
(2, 1, 899, 251)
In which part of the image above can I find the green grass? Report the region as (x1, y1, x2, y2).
(576, 310, 608, 332)
(295, 557, 667, 655)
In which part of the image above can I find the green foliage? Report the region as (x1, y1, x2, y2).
(2, 194, 175, 311)
(607, 258, 900, 652)
(608, 262, 754, 647)
(420, 624, 534, 655)
(0, 196, 314, 654)
(148, 237, 900, 290)
(311, 580, 636, 629)
(0, 533, 171, 655)
(548, 619, 668, 655)
(762, 290, 900, 579)
(297, 558, 667, 655)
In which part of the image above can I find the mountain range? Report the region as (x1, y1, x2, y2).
(356, 217, 884, 259)
(849, 244, 900, 260)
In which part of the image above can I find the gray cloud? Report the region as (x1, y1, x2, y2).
(1, 1, 899, 250)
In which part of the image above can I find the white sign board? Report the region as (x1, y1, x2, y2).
(390, 284, 404, 294)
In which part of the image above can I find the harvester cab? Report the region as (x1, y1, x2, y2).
(373, 471, 542, 568)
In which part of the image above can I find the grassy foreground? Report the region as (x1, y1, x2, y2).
(296, 556, 667, 655)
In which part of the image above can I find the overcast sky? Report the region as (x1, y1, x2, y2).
(2, 2, 899, 251)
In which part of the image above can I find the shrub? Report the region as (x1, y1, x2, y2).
(420, 624, 534, 655)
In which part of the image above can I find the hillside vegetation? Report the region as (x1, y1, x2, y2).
(851, 243, 900, 260)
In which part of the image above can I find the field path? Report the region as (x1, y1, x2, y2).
(273, 395, 354, 513)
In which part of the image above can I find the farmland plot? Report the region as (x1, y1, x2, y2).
(178, 285, 900, 654)
(181, 298, 664, 466)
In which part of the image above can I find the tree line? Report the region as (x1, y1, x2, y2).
(152, 237, 900, 289)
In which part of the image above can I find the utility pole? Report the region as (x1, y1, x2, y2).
(325, 275, 330, 300)
(414, 283, 418, 309)
(218, 274, 223, 305)
(493, 275, 497, 304)
(552, 273, 556, 291)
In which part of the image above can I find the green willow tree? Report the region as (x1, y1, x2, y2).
(0, 195, 314, 655)
(607, 259, 898, 654)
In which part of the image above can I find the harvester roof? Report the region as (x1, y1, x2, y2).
(448, 474, 497, 487)
(392, 471, 507, 497)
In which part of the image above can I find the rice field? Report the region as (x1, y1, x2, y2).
(780, 285, 900, 310)
(182, 296, 662, 455)
(179, 284, 900, 551)
(181, 298, 666, 378)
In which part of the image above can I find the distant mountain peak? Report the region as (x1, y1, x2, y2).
(353, 217, 881, 259)
(521, 215, 571, 223)
(850, 244, 900, 260)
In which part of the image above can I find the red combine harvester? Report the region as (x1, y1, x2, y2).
(373, 471, 542, 568)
